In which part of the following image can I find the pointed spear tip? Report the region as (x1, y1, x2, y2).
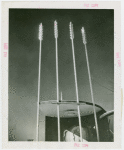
(39, 23, 43, 28)
(81, 27, 87, 44)
(69, 22, 74, 39)
(81, 27, 85, 32)
(54, 20, 57, 24)
(54, 20, 58, 38)
(39, 23, 43, 40)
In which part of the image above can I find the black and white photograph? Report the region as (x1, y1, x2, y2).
(8, 8, 114, 142)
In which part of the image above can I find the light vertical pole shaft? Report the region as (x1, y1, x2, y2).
(61, 92, 63, 101)
(36, 23, 43, 141)
(81, 27, 100, 142)
(69, 22, 83, 142)
(54, 20, 60, 142)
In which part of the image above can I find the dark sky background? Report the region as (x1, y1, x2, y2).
(9, 9, 114, 141)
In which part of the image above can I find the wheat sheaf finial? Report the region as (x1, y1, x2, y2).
(39, 23, 43, 41)
(54, 20, 58, 38)
(81, 27, 87, 44)
(69, 22, 74, 39)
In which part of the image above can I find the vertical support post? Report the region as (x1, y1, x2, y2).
(61, 92, 63, 101)
(81, 27, 100, 142)
(69, 22, 83, 142)
(54, 20, 60, 142)
(36, 23, 43, 141)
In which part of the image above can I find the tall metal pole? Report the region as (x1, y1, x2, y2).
(61, 92, 63, 101)
(81, 27, 100, 142)
(36, 23, 43, 141)
(69, 22, 83, 142)
(54, 20, 60, 142)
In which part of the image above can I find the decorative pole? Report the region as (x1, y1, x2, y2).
(81, 27, 100, 142)
(54, 20, 60, 142)
(61, 92, 63, 101)
(36, 23, 43, 141)
(69, 22, 83, 142)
